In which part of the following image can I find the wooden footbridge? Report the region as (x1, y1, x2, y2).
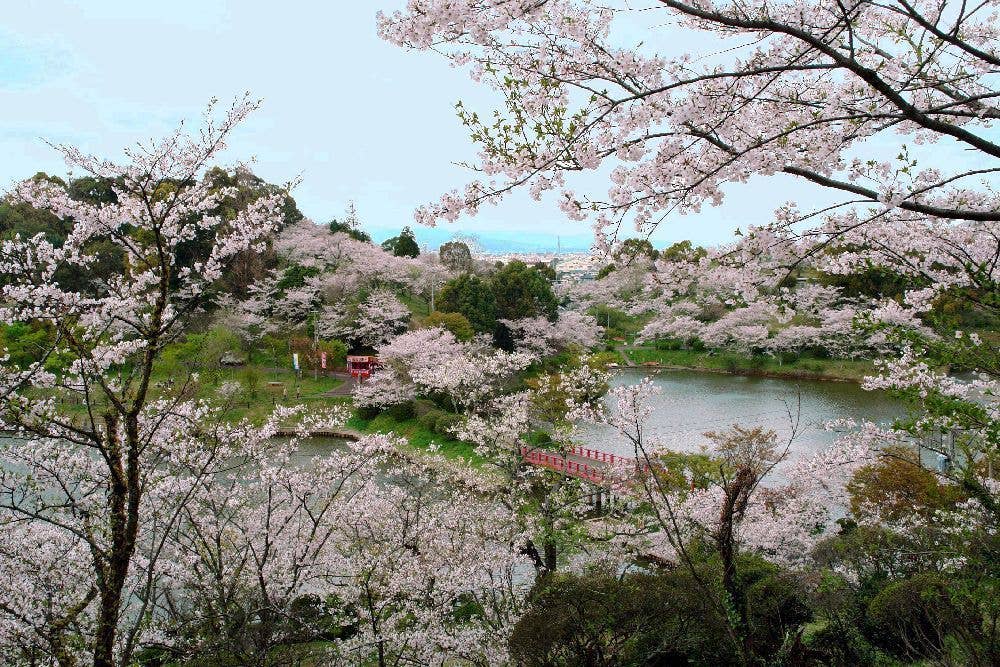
(519, 445, 648, 484)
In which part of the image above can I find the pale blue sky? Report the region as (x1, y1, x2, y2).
(0, 1, 974, 251)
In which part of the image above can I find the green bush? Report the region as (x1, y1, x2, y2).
(413, 399, 438, 417)
(806, 623, 879, 666)
(745, 574, 811, 655)
(356, 405, 381, 421)
(779, 351, 800, 365)
(432, 412, 462, 436)
(423, 311, 475, 341)
(386, 401, 415, 421)
(866, 573, 963, 661)
(417, 411, 441, 432)
(526, 430, 553, 447)
(655, 338, 683, 351)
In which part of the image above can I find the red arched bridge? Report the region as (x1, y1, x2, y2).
(519, 445, 649, 484)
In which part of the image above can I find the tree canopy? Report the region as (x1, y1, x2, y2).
(381, 226, 420, 257)
(438, 240, 473, 272)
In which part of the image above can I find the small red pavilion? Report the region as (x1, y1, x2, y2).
(346, 355, 379, 380)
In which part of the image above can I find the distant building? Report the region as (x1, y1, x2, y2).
(346, 355, 379, 380)
(554, 254, 599, 281)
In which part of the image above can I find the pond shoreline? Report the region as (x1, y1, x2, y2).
(612, 362, 863, 383)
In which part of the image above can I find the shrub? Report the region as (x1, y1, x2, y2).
(412, 399, 438, 417)
(866, 573, 964, 661)
(525, 430, 553, 447)
(432, 412, 462, 437)
(800, 360, 827, 373)
(417, 411, 441, 432)
(355, 405, 381, 421)
(779, 351, 800, 365)
(386, 401, 415, 421)
(655, 338, 683, 351)
(423, 311, 474, 341)
(745, 574, 811, 655)
(806, 623, 879, 666)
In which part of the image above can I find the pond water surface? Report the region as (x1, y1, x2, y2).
(288, 368, 907, 468)
(575, 368, 906, 460)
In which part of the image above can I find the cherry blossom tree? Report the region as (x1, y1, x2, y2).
(355, 327, 535, 411)
(457, 363, 618, 576)
(250, 219, 449, 335)
(0, 96, 291, 667)
(0, 101, 531, 664)
(318, 288, 412, 348)
(379, 1, 998, 244)
(578, 378, 876, 661)
(151, 433, 531, 667)
(378, 0, 998, 503)
(500, 310, 603, 358)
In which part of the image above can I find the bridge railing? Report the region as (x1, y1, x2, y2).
(519, 446, 602, 482)
(566, 445, 622, 465)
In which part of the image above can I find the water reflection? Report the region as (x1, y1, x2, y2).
(575, 369, 906, 459)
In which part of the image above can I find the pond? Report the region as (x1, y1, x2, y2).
(575, 368, 907, 460)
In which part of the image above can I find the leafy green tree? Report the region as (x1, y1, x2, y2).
(329, 218, 371, 242)
(532, 261, 557, 282)
(511, 556, 814, 666)
(275, 264, 321, 291)
(1, 173, 129, 295)
(423, 311, 474, 341)
(381, 226, 420, 257)
(67, 175, 119, 204)
(202, 167, 299, 295)
(660, 239, 707, 263)
(328, 200, 371, 242)
(438, 240, 473, 272)
(490, 260, 558, 321)
(847, 445, 965, 523)
(614, 237, 658, 262)
(438, 274, 497, 334)
(203, 166, 303, 230)
(595, 263, 616, 280)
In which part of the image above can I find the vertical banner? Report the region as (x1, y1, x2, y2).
(292, 352, 300, 371)
(320, 351, 327, 369)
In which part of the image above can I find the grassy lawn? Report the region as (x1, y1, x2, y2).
(346, 412, 484, 466)
(184, 366, 347, 424)
(38, 359, 486, 467)
(623, 347, 877, 382)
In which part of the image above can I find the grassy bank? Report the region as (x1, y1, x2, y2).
(622, 347, 877, 382)
(345, 412, 484, 465)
